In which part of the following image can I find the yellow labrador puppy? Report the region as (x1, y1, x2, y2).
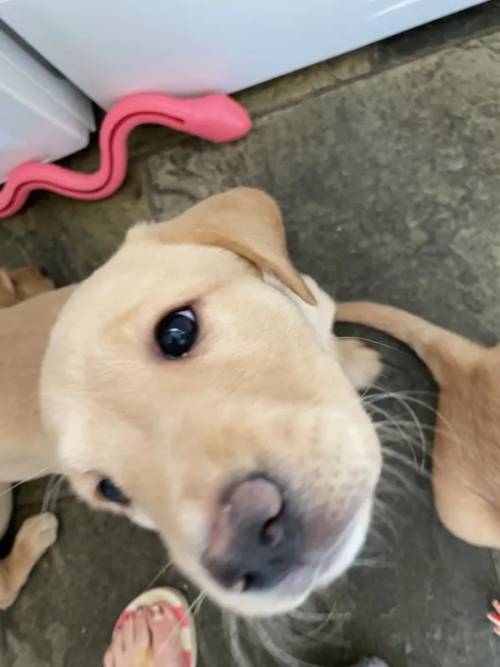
(1, 188, 382, 617)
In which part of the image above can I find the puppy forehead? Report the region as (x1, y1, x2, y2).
(49, 243, 311, 382)
(74, 243, 260, 316)
(121, 240, 253, 282)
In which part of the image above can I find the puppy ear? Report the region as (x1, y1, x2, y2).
(137, 187, 316, 305)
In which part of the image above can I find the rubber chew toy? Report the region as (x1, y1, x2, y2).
(0, 93, 252, 219)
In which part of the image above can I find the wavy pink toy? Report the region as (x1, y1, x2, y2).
(0, 93, 252, 219)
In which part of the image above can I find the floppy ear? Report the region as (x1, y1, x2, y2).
(138, 187, 316, 305)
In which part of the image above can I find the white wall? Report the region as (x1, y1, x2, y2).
(0, 27, 93, 182)
(0, 0, 486, 109)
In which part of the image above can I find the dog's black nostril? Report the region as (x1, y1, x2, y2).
(204, 475, 304, 593)
(241, 573, 257, 592)
(38, 266, 50, 278)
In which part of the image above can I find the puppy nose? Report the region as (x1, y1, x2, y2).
(203, 476, 303, 592)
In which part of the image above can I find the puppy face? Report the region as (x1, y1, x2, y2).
(41, 189, 381, 616)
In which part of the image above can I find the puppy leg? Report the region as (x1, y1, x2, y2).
(433, 460, 500, 550)
(0, 512, 58, 609)
(336, 338, 383, 390)
(7, 266, 54, 302)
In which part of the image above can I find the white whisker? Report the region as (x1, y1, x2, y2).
(1, 465, 54, 497)
(144, 560, 173, 589)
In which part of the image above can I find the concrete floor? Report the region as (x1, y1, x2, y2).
(2, 3, 500, 666)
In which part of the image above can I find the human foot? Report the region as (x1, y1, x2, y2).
(104, 594, 195, 667)
(487, 599, 500, 636)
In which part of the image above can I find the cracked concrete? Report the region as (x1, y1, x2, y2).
(2, 4, 500, 666)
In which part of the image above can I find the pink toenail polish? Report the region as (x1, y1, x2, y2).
(116, 612, 127, 629)
(152, 605, 164, 621)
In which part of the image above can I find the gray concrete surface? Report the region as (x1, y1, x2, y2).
(2, 4, 500, 666)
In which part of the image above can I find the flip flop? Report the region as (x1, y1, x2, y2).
(114, 587, 197, 667)
(487, 599, 500, 636)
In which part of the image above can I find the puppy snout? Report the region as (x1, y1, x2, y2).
(203, 475, 303, 593)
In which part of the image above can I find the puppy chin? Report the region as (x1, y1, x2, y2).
(317, 498, 373, 588)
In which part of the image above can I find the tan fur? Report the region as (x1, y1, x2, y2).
(0, 266, 53, 308)
(336, 301, 500, 549)
(140, 186, 316, 305)
(0, 267, 61, 609)
(0, 190, 382, 615)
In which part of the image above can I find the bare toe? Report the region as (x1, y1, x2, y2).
(122, 614, 135, 652)
(105, 613, 150, 667)
(133, 608, 150, 654)
(148, 603, 184, 666)
(103, 648, 114, 667)
(111, 626, 127, 666)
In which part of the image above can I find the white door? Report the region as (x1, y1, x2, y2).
(0, 0, 486, 109)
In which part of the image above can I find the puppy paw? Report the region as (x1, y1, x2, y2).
(337, 338, 383, 390)
(16, 512, 58, 561)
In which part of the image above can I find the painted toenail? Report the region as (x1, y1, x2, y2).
(152, 605, 164, 621)
(116, 613, 127, 629)
(137, 606, 144, 614)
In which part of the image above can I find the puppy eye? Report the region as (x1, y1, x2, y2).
(155, 308, 198, 359)
(97, 478, 130, 505)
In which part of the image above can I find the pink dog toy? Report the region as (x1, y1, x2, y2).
(0, 93, 252, 219)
